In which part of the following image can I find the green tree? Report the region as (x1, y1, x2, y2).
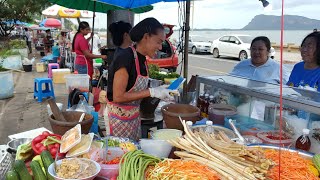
(0, 0, 50, 37)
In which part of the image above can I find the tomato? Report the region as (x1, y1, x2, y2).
(33, 135, 46, 143)
(39, 146, 47, 152)
(54, 143, 60, 148)
(47, 144, 55, 149)
(35, 143, 42, 149)
(42, 131, 50, 138)
(50, 147, 57, 156)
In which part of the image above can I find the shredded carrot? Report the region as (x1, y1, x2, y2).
(146, 159, 220, 180)
(265, 149, 320, 180)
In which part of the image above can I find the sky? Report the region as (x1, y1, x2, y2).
(80, 0, 320, 29)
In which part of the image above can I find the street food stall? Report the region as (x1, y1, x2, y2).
(2, 73, 320, 180)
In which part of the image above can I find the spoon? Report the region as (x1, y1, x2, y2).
(228, 119, 247, 145)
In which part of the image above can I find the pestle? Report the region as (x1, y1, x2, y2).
(47, 98, 67, 122)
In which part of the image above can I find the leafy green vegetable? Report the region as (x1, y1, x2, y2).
(9, 39, 26, 49)
(148, 64, 180, 81)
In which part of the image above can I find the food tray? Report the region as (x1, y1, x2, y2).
(0, 145, 13, 179)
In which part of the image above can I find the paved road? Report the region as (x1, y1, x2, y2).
(176, 51, 299, 80)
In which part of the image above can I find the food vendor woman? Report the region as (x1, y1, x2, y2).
(72, 21, 106, 78)
(287, 32, 320, 91)
(106, 18, 177, 140)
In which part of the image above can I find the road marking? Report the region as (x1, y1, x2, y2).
(188, 54, 239, 64)
(189, 65, 227, 74)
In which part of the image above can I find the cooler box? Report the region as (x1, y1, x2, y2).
(65, 74, 90, 93)
(52, 69, 71, 84)
(36, 63, 46, 72)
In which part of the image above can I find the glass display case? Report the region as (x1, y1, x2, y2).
(196, 75, 320, 153)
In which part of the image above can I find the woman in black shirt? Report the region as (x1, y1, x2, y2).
(106, 18, 177, 140)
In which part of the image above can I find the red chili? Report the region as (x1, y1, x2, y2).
(103, 157, 121, 165)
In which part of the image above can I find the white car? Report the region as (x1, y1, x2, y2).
(188, 36, 212, 54)
(210, 34, 275, 60)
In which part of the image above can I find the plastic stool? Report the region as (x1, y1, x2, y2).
(34, 78, 55, 102)
(48, 63, 60, 78)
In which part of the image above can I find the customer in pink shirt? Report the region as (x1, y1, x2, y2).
(72, 21, 106, 78)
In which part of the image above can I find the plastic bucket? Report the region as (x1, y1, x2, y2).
(23, 64, 32, 72)
(48, 111, 93, 135)
(0, 70, 14, 99)
(208, 104, 237, 125)
(161, 104, 200, 131)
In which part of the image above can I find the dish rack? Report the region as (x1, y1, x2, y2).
(0, 145, 13, 179)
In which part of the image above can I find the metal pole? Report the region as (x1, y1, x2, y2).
(91, 1, 96, 52)
(183, 0, 191, 101)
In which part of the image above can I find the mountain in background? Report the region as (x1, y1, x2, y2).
(242, 14, 320, 30)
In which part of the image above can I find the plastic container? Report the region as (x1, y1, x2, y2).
(256, 130, 293, 147)
(66, 133, 94, 157)
(23, 64, 32, 72)
(47, 103, 63, 116)
(0, 70, 14, 99)
(65, 74, 90, 93)
(36, 62, 46, 72)
(208, 104, 237, 125)
(48, 111, 93, 135)
(52, 69, 71, 84)
(60, 124, 82, 153)
(98, 147, 126, 179)
(161, 104, 200, 131)
(140, 139, 172, 158)
(151, 129, 183, 140)
(48, 158, 101, 180)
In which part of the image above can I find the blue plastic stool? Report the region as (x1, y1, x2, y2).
(34, 78, 55, 102)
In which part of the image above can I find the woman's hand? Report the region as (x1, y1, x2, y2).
(149, 85, 179, 101)
(101, 55, 107, 59)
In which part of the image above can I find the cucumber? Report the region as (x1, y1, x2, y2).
(30, 161, 46, 180)
(5, 170, 19, 180)
(13, 160, 32, 180)
(40, 150, 54, 180)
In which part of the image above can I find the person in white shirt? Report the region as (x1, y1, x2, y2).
(85, 32, 102, 55)
(24, 28, 32, 54)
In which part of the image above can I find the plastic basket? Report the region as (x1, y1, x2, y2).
(64, 74, 90, 93)
(0, 145, 13, 179)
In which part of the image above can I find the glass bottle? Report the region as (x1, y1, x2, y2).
(186, 121, 193, 132)
(205, 120, 214, 134)
(197, 93, 205, 111)
(295, 129, 311, 151)
(202, 94, 210, 118)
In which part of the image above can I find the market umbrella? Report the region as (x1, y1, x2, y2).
(48, 0, 153, 14)
(42, 5, 93, 18)
(95, 0, 191, 98)
(95, 0, 181, 9)
(39, 18, 62, 28)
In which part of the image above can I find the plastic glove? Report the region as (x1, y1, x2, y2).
(149, 85, 179, 101)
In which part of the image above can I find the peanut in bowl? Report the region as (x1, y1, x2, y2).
(48, 158, 101, 180)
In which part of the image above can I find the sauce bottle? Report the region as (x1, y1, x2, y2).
(201, 94, 210, 118)
(205, 120, 214, 134)
(295, 129, 311, 151)
(197, 93, 205, 113)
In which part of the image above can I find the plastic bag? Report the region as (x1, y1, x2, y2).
(75, 95, 91, 113)
(2, 55, 22, 70)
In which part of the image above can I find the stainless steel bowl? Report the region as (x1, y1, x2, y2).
(192, 125, 236, 139)
(7, 138, 32, 154)
(248, 144, 314, 160)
